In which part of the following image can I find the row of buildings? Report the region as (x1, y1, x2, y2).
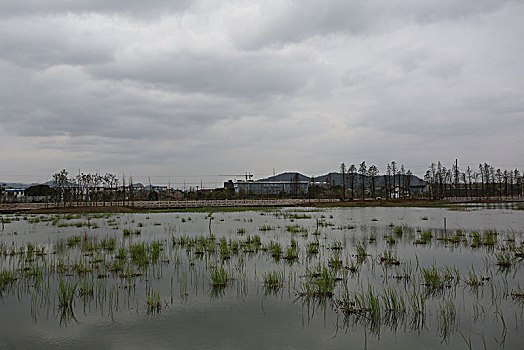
(224, 179, 426, 198)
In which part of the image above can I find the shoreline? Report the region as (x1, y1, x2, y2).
(1, 198, 521, 214)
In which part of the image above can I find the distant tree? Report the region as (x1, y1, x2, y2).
(359, 161, 367, 200)
(368, 165, 379, 199)
(386, 164, 392, 199)
(340, 163, 346, 200)
(514, 169, 521, 197)
(405, 169, 412, 198)
(25, 185, 56, 197)
(465, 166, 473, 198)
(400, 164, 406, 198)
(452, 159, 459, 197)
(391, 161, 397, 196)
(53, 169, 69, 206)
(348, 164, 356, 199)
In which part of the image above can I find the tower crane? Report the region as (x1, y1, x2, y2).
(218, 173, 253, 181)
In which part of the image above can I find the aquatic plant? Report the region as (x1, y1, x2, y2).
(209, 266, 230, 287)
(0, 269, 17, 292)
(465, 267, 487, 287)
(328, 250, 343, 269)
(355, 243, 367, 261)
(58, 280, 78, 309)
(268, 242, 283, 259)
(414, 230, 433, 245)
(421, 267, 449, 289)
(379, 249, 400, 266)
(495, 251, 513, 268)
(263, 271, 284, 290)
(146, 287, 162, 313)
(306, 241, 319, 257)
(298, 264, 337, 298)
(393, 226, 403, 236)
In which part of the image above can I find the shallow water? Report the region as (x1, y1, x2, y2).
(1, 206, 523, 349)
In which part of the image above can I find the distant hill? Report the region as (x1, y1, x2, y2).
(0, 182, 39, 189)
(256, 172, 426, 186)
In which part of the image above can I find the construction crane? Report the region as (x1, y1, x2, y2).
(218, 172, 253, 181)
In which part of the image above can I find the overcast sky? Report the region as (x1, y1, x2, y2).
(1, 0, 523, 187)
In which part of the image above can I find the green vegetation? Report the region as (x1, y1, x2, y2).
(264, 271, 284, 291)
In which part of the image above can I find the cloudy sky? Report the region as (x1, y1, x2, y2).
(0, 0, 523, 186)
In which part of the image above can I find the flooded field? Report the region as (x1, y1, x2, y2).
(1, 206, 523, 349)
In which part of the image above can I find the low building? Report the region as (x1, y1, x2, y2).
(5, 188, 25, 198)
(233, 180, 309, 195)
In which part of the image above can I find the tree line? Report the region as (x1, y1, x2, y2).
(338, 161, 414, 200)
(2, 161, 523, 205)
(424, 161, 522, 199)
(51, 169, 121, 207)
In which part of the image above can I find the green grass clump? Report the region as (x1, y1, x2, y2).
(129, 243, 148, 266)
(259, 225, 274, 231)
(286, 225, 308, 236)
(328, 250, 343, 269)
(379, 249, 400, 265)
(298, 264, 339, 299)
(146, 287, 162, 313)
(66, 235, 82, 246)
(355, 243, 367, 261)
(511, 286, 524, 300)
(284, 244, 299, 261)
(306, 241, 319, 257)
(465, 267, 486, 287)
(58, 280, 78, 309)
(0, 270, 18, 292)
(123, 228, 141, 236)
(264, 271, 284, 290)
(414, 230, 433, 245)
(421, 266, 457, 290)
(393, 226, 403, 236)
(269, 241, 283, 259)
(210, 266, 230, 287)
(78, 279, 94, 297)
(339, 286, 382, 330)
(495, 251, 513, 268)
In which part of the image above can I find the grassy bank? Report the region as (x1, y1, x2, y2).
(306, 199, 453, 208)
(22, 205, 281, 215)
(8, 198, 521, 215)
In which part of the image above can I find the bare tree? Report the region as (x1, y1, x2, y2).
(368, 165, 379, 199)
(359, 161, 367, 200)
(340, 163, 346, 200)
(348, 164, 356, 199)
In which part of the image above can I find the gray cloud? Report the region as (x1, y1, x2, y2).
(88, 49, 309, 98)
(0, 0, 523, 184)
(0, 0, 192, 18)
(0, 16, 115, 68)
(231, 0, 509, 49)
